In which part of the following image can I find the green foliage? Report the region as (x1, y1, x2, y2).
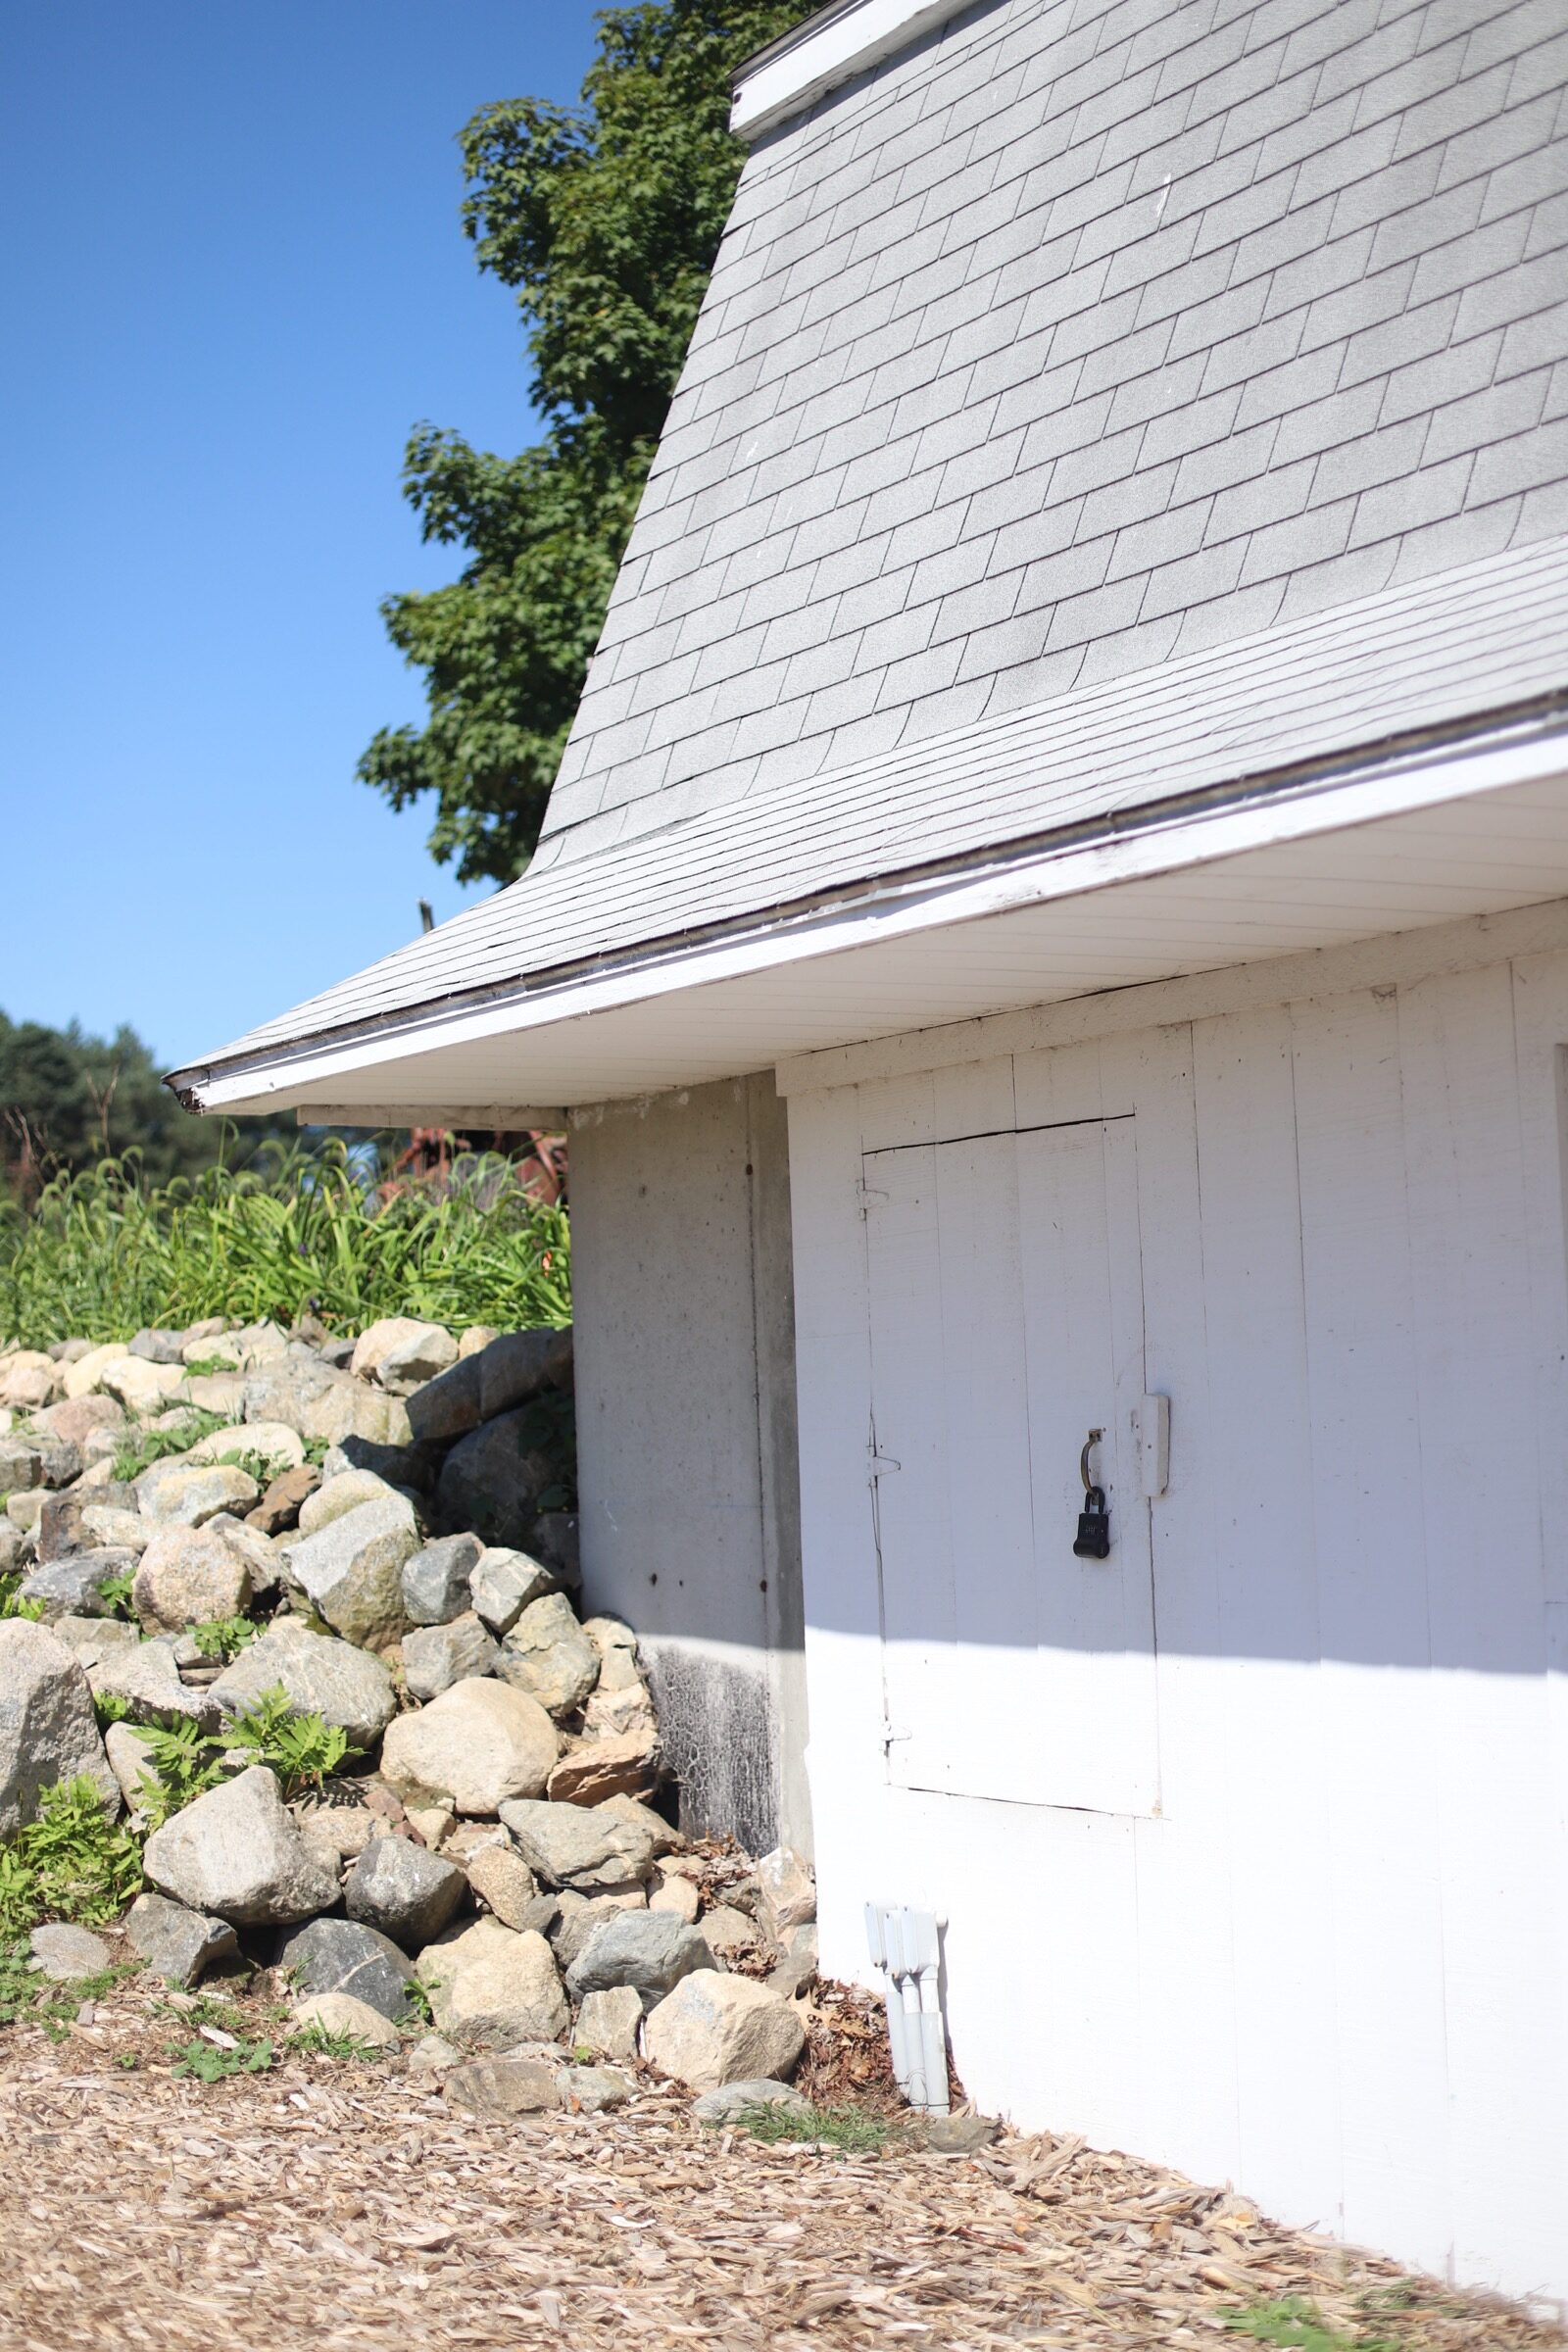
(93, 1690, 134, 1727)
(1221, 2300, 1395, 2352)
(289, 2020, 386, 2063)
(96, 1566, 138, 1615)
(213, 1448, 277, 1487)
(181, 1355, 236, 1379)
(114, 1410, 231, 1486)
(0, 1010, 291, 1204)
(0, 1568, 44, 1623)
(0, 1140, 569, 1348)
(0, 1778, 144, 1938)
(723, 2100, 893, 2153)
(171, 2033, 275, 2082)
(189, 1615, 260, 1662)
(132, 1720, 226, 1831)
(361, 0, 818, 883)
(223, 1686, 355, 1797)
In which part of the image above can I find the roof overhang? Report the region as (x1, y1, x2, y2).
(731, 0, 972, 141)
(174, 712, 1568, 1124)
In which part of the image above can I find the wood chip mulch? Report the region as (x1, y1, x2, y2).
(0, 1976, 1560, 2352)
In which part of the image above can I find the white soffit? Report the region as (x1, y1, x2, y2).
(196, 725, 1568, 1117)
(731, 0, 973, 140)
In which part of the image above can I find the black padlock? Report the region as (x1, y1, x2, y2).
(1074, 1485, 1110, 1559)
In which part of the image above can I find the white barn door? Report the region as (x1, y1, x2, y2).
(864, 1117, 1158, 1814)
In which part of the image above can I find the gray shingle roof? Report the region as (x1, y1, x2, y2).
(173, 532, 1568, 1081)
(540, 0, 1568, 868)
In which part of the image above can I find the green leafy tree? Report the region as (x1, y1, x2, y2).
(361, 0, 818, 886)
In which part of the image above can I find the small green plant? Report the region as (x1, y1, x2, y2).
(214, 1448, 276, 1487)
(113, 1410, 231, 1486)
(171, 2033, 275, 2082)
(222, 1685, 354, 1796)
(97, 1566, 138, 1614)
(0, 1779, 144, 1938)
(0, 1569, 45, 1622)
(182, 1355, 237, 1380)
(189, 1615, 259, 1661)
(1221, 2300, 1395, 2352)
(93, 1690, 134, 1727)
(289, 2020, 384, 2063)
(132, 1719, 226, 1829)
(301, 1434, 332, 1468)
(115, 2049, 139, 2069)
(724, 2100, 892, 2153)
(0, 1943, 135, 2039)
(404, 1977, 435, 2029)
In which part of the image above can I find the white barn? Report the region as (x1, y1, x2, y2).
(172, 0, 1568, 2308)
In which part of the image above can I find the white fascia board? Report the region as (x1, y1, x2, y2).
(294, 1105, 565, 1130)
(182, 717, 1568, 1116)
(732, 0, 971, 140)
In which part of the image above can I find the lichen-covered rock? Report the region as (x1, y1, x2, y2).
(282, 1491, 419, 1648)
(0, 1620, 119, 1836)
(402, 1613, 500, 1703)
(209, 1619, 396, 1749)
(575, 1984, 644, 2063)
(402, 1533, 483, 1627)
(296, 1469, 401, 1538)
(380, 1678, 558, 1816)
(498, 1798, 657, 1892)
(136, 1461, 260, 1528)
(497, 1593, 599, 1719)
(122, 1891, 239, 1987)
(565, 1911, 714, 2014)
(468, 1546, 557, 1637)
(644, 1971, 806, 2093)
(141, 1765, 339, 1926)
(132, 1524, 252, 1634)
(276, 1916, 418, 2021)
(344, 1836, 467, 1947)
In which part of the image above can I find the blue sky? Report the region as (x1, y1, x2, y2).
(0, 2, 600, 1067)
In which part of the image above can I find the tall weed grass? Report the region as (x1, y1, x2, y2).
(0, 1140, 569, 1347)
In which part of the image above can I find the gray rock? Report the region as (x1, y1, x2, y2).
(0, 1437, 47, 1492)
(31, 1394, 124, 1447)
(691, 2078, 811, 2126)
(380, 1679, 558, 1816)
(478, 1328, 574, 1422)
(407, 2030, 461, 2074)
(324, 1434, 439, 1494)
(433, 1409, 556, 1554)
(0, 1521, 23, 1578)
(469, 1547, 558, 1638)
(529, 1512, 581, 1592)
(559, 2063, 634, 2113)
(401, 1352, 482, 1446)
(122, 1891, 239, 1986)
(282, 1491, 419, 1648)
(19, 1549, 132, 1620)
(443, 2052, 562, 2119)
(296, 1469, 401, 1537)
(767, 1923, 819, 2000)
(497, 1593, 599, 1720)
(402, 1533, 483, 1627)
(549, 1890, 646, 1973)
(77, 1504, 151, 1553)
(499, 1798, 657, 1892)
(290, 1990, 403, 2052)
(565, 1911, 714, 2014)
(345, 1836, 466, 1947)
(37, 1485, 133, 1563)
(277, 1915, 418, 2021)
(402, 1613, 500, 1703)
(245, 1360, 412, 1450)
(89, 1636, 220, 1729)
(49, 1614, 139, 1670)
(0, 1620, 119, 1835)
(141, 1764, 340, 1926)
(209, 1618, 396, 1749)
(29, 1922, 113, 1981)
(431, 1926, 567, 2050)
(920, 2113, 1001, 2155)
(374, 1323, 460, 1394)
(574, 1984, 644, 2063)
(132, 1524, 252, 1632)
(104, 1720, 158, 1814)
(129, 1329, 185, 1365)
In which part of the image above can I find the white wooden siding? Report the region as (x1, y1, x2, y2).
(788, 915, 1568, 2311)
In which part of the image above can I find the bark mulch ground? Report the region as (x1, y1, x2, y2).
(0, 1971, 1559, 2352)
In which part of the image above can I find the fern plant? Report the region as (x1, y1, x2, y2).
(133, 1720, 226, 1830)
(189, 1616, 260, 1661)
(0, 1778, 143, 1936)
(222, 1686, 355, 1796)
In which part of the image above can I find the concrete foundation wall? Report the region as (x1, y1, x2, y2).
(568, 1072, 809, 1858)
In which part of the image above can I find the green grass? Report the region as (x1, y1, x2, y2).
(288, 2020, 387, 2063)
(1221, 2298, 1397, 2351)
(0, 1943, 137, 2040)
(171, 2033, 275, 2082)
(113, 1410, 232, 1485)
(725, 2099, 893, 2153)
(0, 1138, 570, 1348)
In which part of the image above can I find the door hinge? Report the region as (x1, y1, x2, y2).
(881, 1721, 910, 1751)
(868, 1447, 901, 1482)
(857, 1179, 889, 1212)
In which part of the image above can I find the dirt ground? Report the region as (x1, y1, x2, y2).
(0, 1973, 1560, 2352)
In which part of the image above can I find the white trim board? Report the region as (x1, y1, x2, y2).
(731, 0, 972, 140)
